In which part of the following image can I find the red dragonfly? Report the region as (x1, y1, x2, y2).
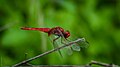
(21, 26, 82, 56)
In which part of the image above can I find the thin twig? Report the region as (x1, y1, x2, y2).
(88, 60, 119, 67)
(12, 38, 84, 67)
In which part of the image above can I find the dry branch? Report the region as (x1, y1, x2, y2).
(86, 60, 119, 67)
(12, 38, 84, 67)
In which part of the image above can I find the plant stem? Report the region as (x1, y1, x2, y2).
(12, 38, 83, 67)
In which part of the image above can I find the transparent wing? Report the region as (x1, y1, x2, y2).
(66, 38, 81, 51)
(61, 37, 73, 55)
(57, 29, 73, 55)
(66, 37, 88, 51)
(49, 35, 63, 57)
(77, 38, 89, 48)
(71, 43, 81, 51)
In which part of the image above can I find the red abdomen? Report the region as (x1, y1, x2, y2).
(21, 27, 51, 33)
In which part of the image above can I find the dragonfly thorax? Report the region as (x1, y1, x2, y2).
(53, 31, 70, 38)
(48, 27, 70, 38)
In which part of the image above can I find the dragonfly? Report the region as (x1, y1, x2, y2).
(21, 26, 88, 56)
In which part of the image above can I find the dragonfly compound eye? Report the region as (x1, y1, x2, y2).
(64, 31, 70, 38)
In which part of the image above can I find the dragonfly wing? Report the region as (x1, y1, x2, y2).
(64, 38, 81, 52)
(77, 38, 89, 48)
(54, 41, 63, 57)
(67, 37, 89, 51)
(71, 43, 81, 51)
(64, 45, 73, 55)
(49, 35, 63, 57)
(58, 31, 73, 55)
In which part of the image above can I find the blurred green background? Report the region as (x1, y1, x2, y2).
(0, 0, 120, 66)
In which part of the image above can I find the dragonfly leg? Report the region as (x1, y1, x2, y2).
(53, 36, 60, 44)
(60, 38, 70, 44)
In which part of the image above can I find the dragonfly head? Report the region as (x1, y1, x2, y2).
(64, 30, 70, 38)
